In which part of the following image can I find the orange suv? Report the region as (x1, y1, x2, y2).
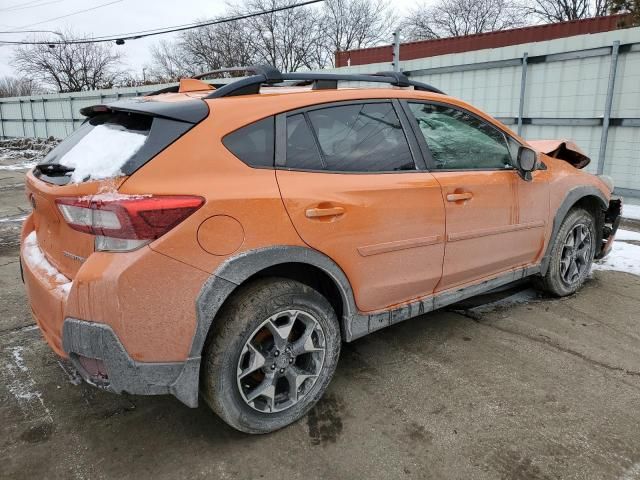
(21, 66, 621, 433)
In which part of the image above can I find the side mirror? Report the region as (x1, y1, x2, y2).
(517, 146, 537, 181)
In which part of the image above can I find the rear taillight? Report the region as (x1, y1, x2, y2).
(56, 195, 204, 252)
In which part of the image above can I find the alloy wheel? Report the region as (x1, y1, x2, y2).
(236, 309, 326, 413)
(560, 223, 592, 285)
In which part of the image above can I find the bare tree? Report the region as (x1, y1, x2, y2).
(527, 0, 610, 22)
(231, 0, 322, 71)
(319, 0, 396, 67)
(149, 19, 259, 82)
(12, 32, 126, 93)
(610, 0, 639, 25)
(0, 76, 41, 98)
(403, 0, 525, 40)
(150, 0, 397, 75)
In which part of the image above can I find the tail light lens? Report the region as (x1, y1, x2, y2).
(56, 195, 204, 252)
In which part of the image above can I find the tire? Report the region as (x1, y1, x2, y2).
(535, 208, 597, 297)
(200, 277, 341, 434)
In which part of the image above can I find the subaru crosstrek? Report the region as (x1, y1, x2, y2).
(21, 66, 621, 433)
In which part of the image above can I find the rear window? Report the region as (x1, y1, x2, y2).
(41, 112, 152, 183)
(222, 117, 274, 168)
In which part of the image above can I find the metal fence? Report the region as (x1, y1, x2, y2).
(334, 26, 640, 196)
(1, 26, 639, 195)
(0, 82, 176, 140)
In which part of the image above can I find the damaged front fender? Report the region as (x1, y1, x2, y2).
(528, 139, 591, 169)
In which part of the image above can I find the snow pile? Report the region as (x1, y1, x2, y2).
(0, 137, 60, 170)
(22, 231, 72, 296)
(592, 229, 640, 277)
(623, 204, 640, 221)
(58, 124, 146, 183)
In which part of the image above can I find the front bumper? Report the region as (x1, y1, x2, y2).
(62, 318, 200, 407)
(595, 198, 622, 260)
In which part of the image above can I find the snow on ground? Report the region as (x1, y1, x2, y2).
(592, 229, 640, 277)
(623, 203, 640, 221)
(58, 125, 146, 183)
(616, 229, 640, 242)
(0, 160, 38, 171)
(4, 345, 53, 421)
(0, 137, 59, 171)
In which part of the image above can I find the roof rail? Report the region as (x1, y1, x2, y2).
(148, 65, 444, 98)
(147, 65, 283, 96)
(204, 65, 444, 98)
(192, 65, 283, 83)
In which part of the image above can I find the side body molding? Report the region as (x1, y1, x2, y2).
(540, 186, 608, 275)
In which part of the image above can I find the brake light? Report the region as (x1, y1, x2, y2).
(56, 195, 204, 251)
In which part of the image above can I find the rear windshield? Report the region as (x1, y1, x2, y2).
(41, 112, 152, 183)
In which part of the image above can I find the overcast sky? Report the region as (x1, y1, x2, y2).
(0, 0, 418, 79)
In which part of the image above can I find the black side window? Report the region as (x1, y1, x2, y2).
(408, 103, 512, 170)
(286, 102, 415, 172)
(223, 117, 274, 167)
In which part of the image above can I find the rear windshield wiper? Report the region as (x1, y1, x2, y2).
(34, 163, 75, 176)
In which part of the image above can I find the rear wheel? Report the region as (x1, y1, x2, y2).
(535, 208, 596, 297)
(201, 277, 341, 434)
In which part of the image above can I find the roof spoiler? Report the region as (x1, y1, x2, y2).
(79, 97, 209, 124)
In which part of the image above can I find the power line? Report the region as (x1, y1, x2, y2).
(0, 30, 62, 35)
(0, 0, 324, 46)
(13, 0, 123, 30)
(0, 0, 65, 14)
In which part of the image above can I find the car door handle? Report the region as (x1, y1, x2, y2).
(446, 192, 473, 202)
(305, 206, 345, 218)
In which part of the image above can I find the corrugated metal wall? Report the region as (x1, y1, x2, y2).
(328, 26, 640, 195)
(0, 82, 176, 140)
(1, 26, 639, 193)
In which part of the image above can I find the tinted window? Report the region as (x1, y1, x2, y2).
(299, 102, 414, 172)
(408, 103, 512, 170)
(223, 117, 274, 167)
(286, 114, 324, 170)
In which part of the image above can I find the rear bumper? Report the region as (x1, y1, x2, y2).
(595, 198, 622, 260)
(20, 219, 202, 408)
(62, 318, 200, 407)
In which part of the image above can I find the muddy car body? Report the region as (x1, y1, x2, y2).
(20, 66, 621, 433)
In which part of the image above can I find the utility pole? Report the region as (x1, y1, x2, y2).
(391, 31, 401, 72)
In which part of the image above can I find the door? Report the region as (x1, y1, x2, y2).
(404, 101, 548, 292)
(276, 101, 446, 312)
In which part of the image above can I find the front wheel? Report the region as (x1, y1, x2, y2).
(200, 277, 341, 434)
(535, 208, 596, 297)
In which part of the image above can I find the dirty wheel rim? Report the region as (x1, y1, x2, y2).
(560, 223, 592, 285)
(236, 310, 326, 413)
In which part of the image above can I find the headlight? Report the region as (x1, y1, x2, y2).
(598, 175, 614, 193)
